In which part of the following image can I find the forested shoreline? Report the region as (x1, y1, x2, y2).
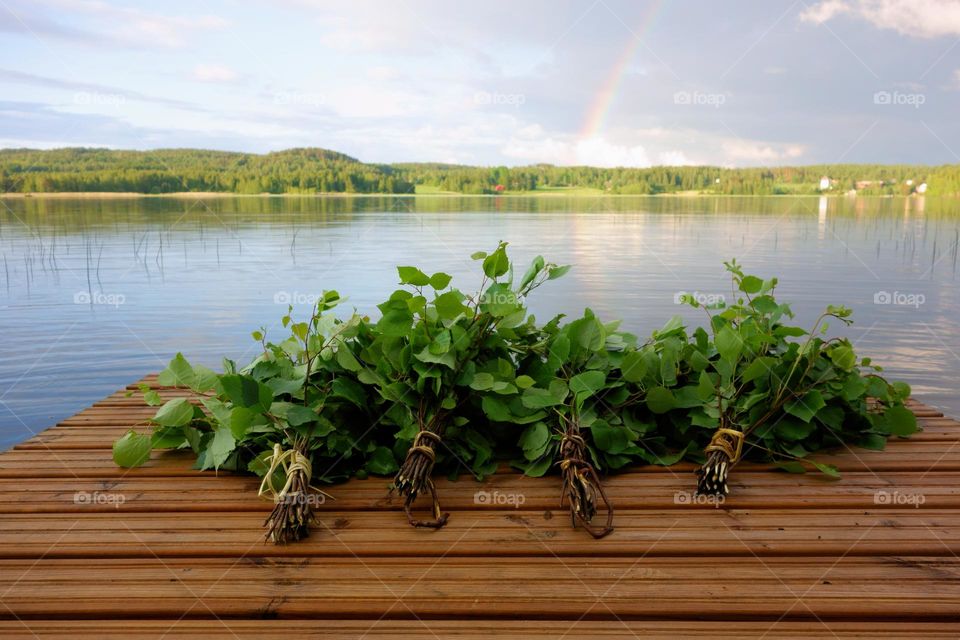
(2, 147, 959, 196)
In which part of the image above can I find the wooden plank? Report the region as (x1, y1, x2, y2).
(2, 510, 959, 559)
(0, 449, 207, 477)
(1, 557, 958, 619)
(0, 472, 956, 513)
(1, 620, 959, 639)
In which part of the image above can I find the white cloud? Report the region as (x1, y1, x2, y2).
(658, 150, 693, 166)
(319, 27, 397, 52)
(799, 0, 851, 24)
(501, 135, 572, 164)
(952, 69, 960, 88)
(574, 137, 651, 167)
(722, 140, 805, 164)
(502, 128, 657, 167)
(192, 65, 240, 83)
(0, 68, 196, 109)
(366, 66, 401, 81)
(322, 85, 426, 118)
(800, 0, 960, 38)
(31, 0, 229, 48)
(501, 129, 683, 168)
(515, 123, 546, 138)
(0, 137, 110, 148)
(314, 15, 440, 54)
(502, 123, 804, 168)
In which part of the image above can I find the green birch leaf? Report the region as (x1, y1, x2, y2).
(113, 431, 152, 468)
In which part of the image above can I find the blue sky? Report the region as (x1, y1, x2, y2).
(1, 0, 958, 167)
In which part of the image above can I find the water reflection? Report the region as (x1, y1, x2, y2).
(0, 195, 958, 449)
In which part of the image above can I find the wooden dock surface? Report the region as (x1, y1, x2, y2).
(1, 376, 959, 639)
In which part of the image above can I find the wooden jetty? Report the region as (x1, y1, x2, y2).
(1, 375, 959, 638)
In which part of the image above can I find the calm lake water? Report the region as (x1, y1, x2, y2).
(1, 195, 958, 449)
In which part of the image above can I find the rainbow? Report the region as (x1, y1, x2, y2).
(579, 1, 667, 140)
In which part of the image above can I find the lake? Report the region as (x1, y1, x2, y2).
(0, 194, 957, 450)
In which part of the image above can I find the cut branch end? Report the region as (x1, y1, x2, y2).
(393, 430, 449, 529)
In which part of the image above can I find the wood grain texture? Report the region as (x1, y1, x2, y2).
(0, 376, 958, 638)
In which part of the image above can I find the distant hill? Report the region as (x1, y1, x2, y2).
(1, 147, 958, 196)
(0, 147, 411, 194)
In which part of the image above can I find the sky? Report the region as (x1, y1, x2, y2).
(0, 0, 958, 167)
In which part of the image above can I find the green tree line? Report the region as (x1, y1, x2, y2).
(2, 147, 959, 196)
(0, 148, 414, 195)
